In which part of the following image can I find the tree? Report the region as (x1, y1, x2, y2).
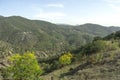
(82, 40, 106, 55)
(59, 52, 73, 65)
(8, 52, 43, 80)
(93, 36, 102, 41)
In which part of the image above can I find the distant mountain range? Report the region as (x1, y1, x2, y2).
(0, 16, 120, 58)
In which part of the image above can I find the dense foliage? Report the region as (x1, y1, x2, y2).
(59, 52, 73, 65)
(73, 32, 120, 62)
(104, 30, 120, 40)
(1, 16, 120, 80)
(0, 16, 120, 59)
(8, 52, 43, 80)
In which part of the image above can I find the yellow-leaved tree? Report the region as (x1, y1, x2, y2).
(59, 52, 73, 65)
(8, 52, 43, 80)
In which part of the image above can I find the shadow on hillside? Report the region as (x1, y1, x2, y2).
(60, 62, 91, 78)
(60, 57, 119, 78)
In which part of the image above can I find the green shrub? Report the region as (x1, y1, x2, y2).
(1, 68, 12, 80)
(95, 53, 104, 62)
(8, 52, 43, 80)
(42, 61, 61, 73)
(105, 41, 119, 51)
(59, 52, 73, 65)
(81, 40, 106, 55)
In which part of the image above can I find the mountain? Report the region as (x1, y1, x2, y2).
(1, 16, 120, 80)
(41, 30, 120, 80)
(0, 16, 120, 58)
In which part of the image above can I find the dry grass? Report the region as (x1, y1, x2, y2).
(41, 49, 120, 80)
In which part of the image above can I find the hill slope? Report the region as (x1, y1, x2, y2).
(0, 16, 120, 58)
(41, 31, 120, 80)
(0, 16, 120, 80)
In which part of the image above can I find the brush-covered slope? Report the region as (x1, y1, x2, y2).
(1, 16, 120, 80)
(0, 16, 120, 58)
(41, 31, 120, 80)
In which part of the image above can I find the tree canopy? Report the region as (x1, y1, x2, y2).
(8, 52, 43, 80)
(59, 52, 73, 65)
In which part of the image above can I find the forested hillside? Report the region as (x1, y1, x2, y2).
(41, 30, 120, 80)
(0, 16, 120, 59)
(0, 16, 120, 80)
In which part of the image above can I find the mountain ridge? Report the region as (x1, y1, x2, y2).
(0, 15, 120, 58)
(1, 15, 120, 80)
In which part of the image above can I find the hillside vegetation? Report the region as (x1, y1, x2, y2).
(0, 16, 120, 80)
(0, 16, 120, 59)
(41, 30, 120, 80)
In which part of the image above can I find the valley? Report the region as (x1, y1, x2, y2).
(0, 16, 120, 80)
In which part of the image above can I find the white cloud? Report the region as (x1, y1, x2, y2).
(31, 0, 120, 26)
(103, 0, 120, 13)
(104, 0, 120, 3)
(93, 15, 120, 26)
(59, 14, 120, 26)
(31, 3, 66, 22)
(80, 15, 120, 26)
(46, 3, 64, 8)
(34, 11, 66, 19)
(108, 4, 120, 12)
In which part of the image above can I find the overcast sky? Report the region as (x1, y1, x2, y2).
(0, 0, 120, 26)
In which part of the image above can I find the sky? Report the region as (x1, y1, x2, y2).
(0, 0, 120, 26)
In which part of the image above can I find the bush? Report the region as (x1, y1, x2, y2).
(105, 41, 119, 51)
(42, 60, 61, 73)
(8, 52, 43, 80)
(59, 52, 73, 65)
(81, 40, 106, 55)
(1, 68, 11, 80)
